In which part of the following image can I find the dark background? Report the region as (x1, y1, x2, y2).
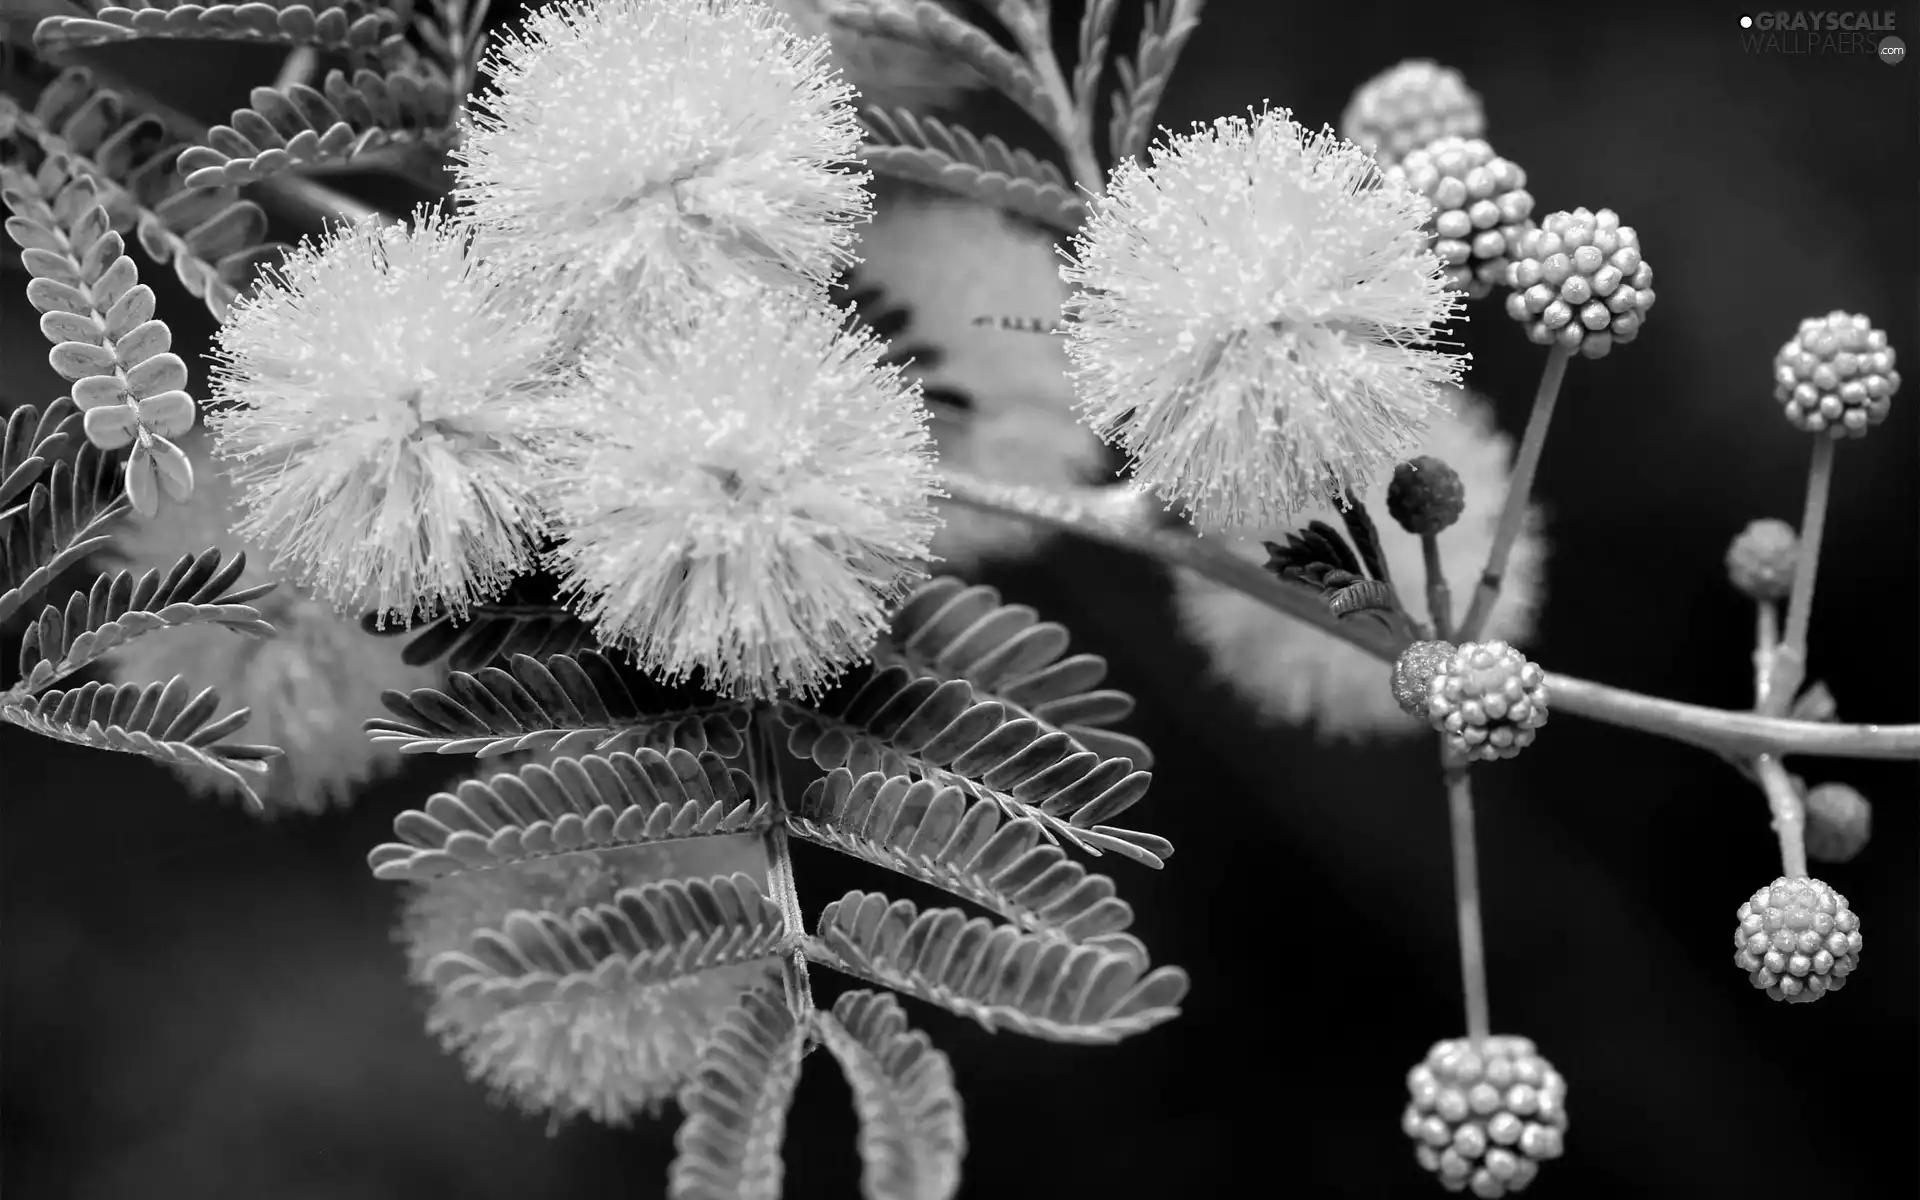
(4, 1, 1917, 1197)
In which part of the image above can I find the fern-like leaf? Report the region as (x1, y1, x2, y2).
(790, 768, 1137, 945)
(1107, 0, 1206, 163)
(367, 747, 770, 881)
(8, 68, 286, 320)
(424, 873, 790, 1007)
(1071, 0, 1123, 129)
(832, 1, 1059, 133)
(0, 440, 127, 628)
(366, 650, 752, 759)
(0, 675, 278, 807)
(15, 548, 275, 693)
(34, 1, 399, 54)
(879, 576, 1152, 769)
(860, 109, 1084, 234)
(176, 67, 458, 189)
(809, 890, 1187, 1044)
(1330, 492, 1394, 587)
(815, 990, 965, 1200)
(777, 670, 1168, 868)
(358, 572, 598, 671)
(0, 398, 78, 514)
(669, 985, 809, 1200)
(4, 158, 195, 517)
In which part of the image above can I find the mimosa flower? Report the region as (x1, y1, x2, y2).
(543, 279, 941, 700)
(205, 209, 566, 627)
(1061, 108, 1466, 532)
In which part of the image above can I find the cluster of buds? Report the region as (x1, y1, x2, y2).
(1731, 876, 1863, 1003)
(1341, 59, 1485, 168)
(1772, 310, 1899, 437)
(1503, 208, 1654, 359)
(1723, 518, 1798, 602)
(1403, 1036, 1568, 1196)
(1388, 139, 1535, 299)
(1422, 640, 1549, 762)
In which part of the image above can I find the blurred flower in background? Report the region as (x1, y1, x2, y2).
(399, 833, 772, 1127)
(1175, 388, 1547, 738)
(853, 192, 1108, 571)
(102, 431, 442, 814)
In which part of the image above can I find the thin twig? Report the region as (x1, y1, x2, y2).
(748, 710, 814, 1016)
(1421, 532, 1453, 642)
(937, 468, 1920, 763)
(1753, 754, 1810, 877)
(1458, 344, 1572, 641)
(1772, 435, 1835, 711)
(1443, 747, 1490, 1041)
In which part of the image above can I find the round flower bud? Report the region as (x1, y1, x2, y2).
(1772, 310, 1900, 438)
(1386, 138, 1534, 299)
(1426, 640, 1549, 762)
(1402, 1035, 1568, 1198)
(1503, 208, 1654, 359)
(1393, 640, 1457, 718)
(1731, 875, 1863, 1003)
(1387, 455, 1467, 535)
(1340, 59, 1485, 169)
(1803, 783, 1872, 863)
(1723, 518, 1797, 601)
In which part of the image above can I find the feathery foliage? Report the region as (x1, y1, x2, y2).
(33, 1, 400, 54)
(859, 108, 1084, 234)
(368, 747, 771, 881)
(176, 68, 459, 188)
(669, 985, 810, 1200)
(815, 989, 965, 1200)
(0, 431, 127, 628)
(830, 1, 1057, 137)
(359, 572, 600, 672)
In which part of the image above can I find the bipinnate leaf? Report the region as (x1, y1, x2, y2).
(367, 747, 771, 882)
(0, 675, 278, 808)
(16, 548, 276, 693)
(177, 68, 458, 189)
(777, 670, 1168, 868)
(8, 68, 287, 320)
(669, 985, 809, 1200)
(0, 399, 79, 515)
(424, 873, 790, 1008)
(365, 650, 751, 760)
(34, 1, 399, 54)
(0, 439, 127, 628)
(860, 109, 1084, 234)
(881, 576, 1152, 768)
(1107, 0, 1206, 163)
(831, 2, 1059, 137)
(359, 573, 598, 671)
(790, 768, 1137, 946)
(815, 990, 965, 1200)
(808, 890, 1188, 1044)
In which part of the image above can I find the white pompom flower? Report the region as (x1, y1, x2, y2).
(401, 836, 774, 1127)
(1175, 388, 1547, 739)
(206, 208, 567, 627)
(102, 431, 441, 814)
(543, 279, 941, 701)
(453, 0, 870, 317)
(1061, 107, 1466, 532)
(851, 192, 1106, 571)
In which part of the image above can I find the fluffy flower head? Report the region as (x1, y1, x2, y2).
(1061, 107, 1465, 532)
(453, 0, 870, 315)
(207, 209, 564, 625)
(104, 432, 440, 814)
(544, 280, 941, 700)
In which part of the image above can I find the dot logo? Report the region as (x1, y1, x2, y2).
(1880, 35, 1906, 64)
(1740, 14, 1753, 27)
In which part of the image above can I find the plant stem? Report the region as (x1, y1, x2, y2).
(1457, 344, 1572, 642)
(1421, 532, 1454, 642)
(999, 0, 1106, 195)
(1753, 754, 1810, 878)
(1443, 748, 1491, 1042)
(748, 710, 814, 1016)
(1751, 602, 1780, 711)
(935, 469, 1920, 763)
(1772, 435, 1836, 712)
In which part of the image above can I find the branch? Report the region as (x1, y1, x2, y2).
(937, 469, 1920, 764)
